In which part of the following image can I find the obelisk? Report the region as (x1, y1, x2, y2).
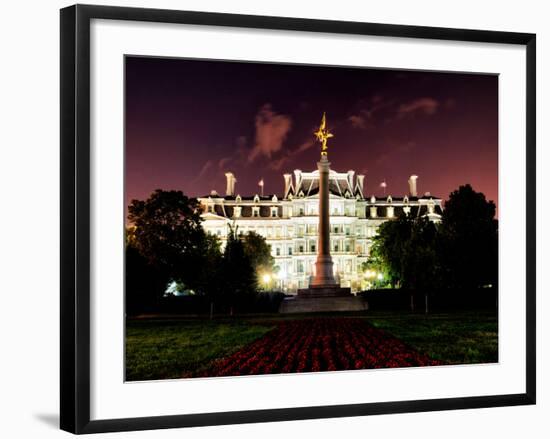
(311, 118, 337, 286)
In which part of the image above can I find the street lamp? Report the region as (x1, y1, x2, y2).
(262, 273, 271, 290)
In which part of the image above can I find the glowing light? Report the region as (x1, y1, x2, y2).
(377, 273, 384, 280)
(262, 274, 271, 284)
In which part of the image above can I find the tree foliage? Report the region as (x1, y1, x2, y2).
(439, 184, 498, 289)
(126, 190, 220, 310)
(220, 227, 257, 307)
(368, 184, 497, 291)
(240, 230, 275, 284)
(126, 191, 270, 314)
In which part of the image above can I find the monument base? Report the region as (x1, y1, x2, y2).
(279, 287, 368, 314)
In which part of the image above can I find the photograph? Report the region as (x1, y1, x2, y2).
(124, 56, 499, 382)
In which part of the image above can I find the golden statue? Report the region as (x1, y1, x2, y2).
(314, 112, 334, 157)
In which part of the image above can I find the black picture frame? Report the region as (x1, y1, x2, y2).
(60, 4, 536, 434)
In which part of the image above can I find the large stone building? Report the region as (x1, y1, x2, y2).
(198, 169, 443, 293)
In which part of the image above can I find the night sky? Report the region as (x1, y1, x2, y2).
(125, 56, 498, 210)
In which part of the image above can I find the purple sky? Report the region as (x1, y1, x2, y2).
(125, 56, 498, 209)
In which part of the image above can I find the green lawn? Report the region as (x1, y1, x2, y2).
(126, 311, 498, 381)
(126, 319, 273, 381)
(364, 311, 498, 364)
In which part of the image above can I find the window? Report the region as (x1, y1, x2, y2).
(299, 207, 304, 216)
(297, 261, 304, 273)
(334, 243, 339, 252)
(345, 243, 350, 252)
(276, 247, 280, 256)
(299, 245, 304, 253)
(253, 207, 259, 217)
(288, 247, 293, 256)
(310, 244, 316, 253)
(271, 208, 277, 217)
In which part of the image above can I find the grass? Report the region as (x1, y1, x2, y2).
(125, 319, 274, 381)
(364, 311, 498, 364)
(126, 310, 498, 381)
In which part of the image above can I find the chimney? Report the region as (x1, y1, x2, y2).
(356, 174, 365, 196)
(225, 172, 236, 196)
(408, 175, 418, 197)
(294, 169, 302, 194)
(283, 173, 292, 198)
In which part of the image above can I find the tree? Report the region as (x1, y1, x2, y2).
(125, 238, 167, 315)
(367, 184, 498, 293)
(127, 190, 218, 305)
(221, 227, 257, 313)
(370, 214, 414, 288)
(240, 230, 275, 286)
(439, 184, 498, 289)
(400, 217, 440, 290)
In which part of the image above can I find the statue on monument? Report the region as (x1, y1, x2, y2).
(314, 112, 333, 157)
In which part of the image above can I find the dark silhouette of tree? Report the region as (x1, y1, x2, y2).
(240, 230, 275, 284)
(368, 184, 497, 293)
(370, 214, 414, 288)
(127, 190, 219, 306)
(439, 184, 498, 289)
(125, 241, 167, 315)
(221, 227, 257, 313)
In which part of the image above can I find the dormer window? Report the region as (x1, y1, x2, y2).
(271, 207, 278, 217)
(252, 206, 260, 217)
(370, 195, 376, 203)
(370, 206, 377, 218)
(253, 194, 260, 203)
(236, 194, 242, 202)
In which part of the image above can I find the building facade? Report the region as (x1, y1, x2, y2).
(198, 169, 443, 293)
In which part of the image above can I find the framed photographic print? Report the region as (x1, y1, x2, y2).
(60, 4, 536, 434)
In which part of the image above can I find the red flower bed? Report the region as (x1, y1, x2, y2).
(193, 318, 441, 378)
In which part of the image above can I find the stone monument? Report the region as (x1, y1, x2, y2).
(279, 113, 368, 313)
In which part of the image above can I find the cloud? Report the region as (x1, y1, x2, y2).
(218, 157, 232, 170)
(249, 104, 292, 162)
(269, 139, 315, 171)
(197, 160, 212, 178)
(348, 96, 394, 130)
(397, 97, 439, 117)
(349, 114, 368, 129)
